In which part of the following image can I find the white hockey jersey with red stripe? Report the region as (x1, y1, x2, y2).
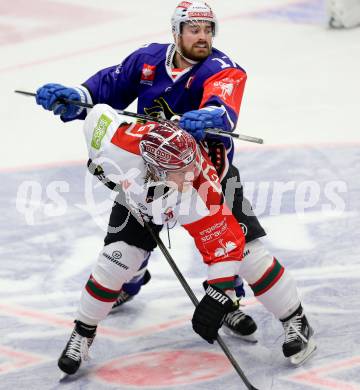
(83, 104, 245, 269)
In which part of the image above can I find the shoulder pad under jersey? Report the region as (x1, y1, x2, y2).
(201, 47, 246, 75)
(130, 43, 169, 60)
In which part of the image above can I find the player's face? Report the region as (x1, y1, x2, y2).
(178, 21, 213, 61)
(165, 156, 201, 192)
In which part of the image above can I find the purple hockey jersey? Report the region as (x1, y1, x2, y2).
(80, 43, 247, 161)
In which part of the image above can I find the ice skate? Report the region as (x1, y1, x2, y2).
(111, 269, 151, 312)
(58, 321, 96, 375)
(111, 290, 134, 310)
(281, 305, 316, 366)
(223, 308, 258, 343)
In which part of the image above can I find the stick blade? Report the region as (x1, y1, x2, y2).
(14, 90, 36, 97)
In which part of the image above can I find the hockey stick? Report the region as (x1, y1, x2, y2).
(143, 221, 259, 390)
(14, 90, 264, 144)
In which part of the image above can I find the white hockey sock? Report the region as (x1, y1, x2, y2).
(77, 241, 149, 325)
(237, 240, 300, 319)
(254, 269, 300, 320)
(78, 276, 119, 326)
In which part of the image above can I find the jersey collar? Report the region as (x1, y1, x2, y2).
(165, 44, 192, 83)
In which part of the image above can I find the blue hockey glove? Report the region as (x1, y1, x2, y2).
(36, 83, 82, 119)
(179, 107, 226, 142)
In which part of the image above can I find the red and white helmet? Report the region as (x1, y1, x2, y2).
(171, 1, 218, 36)
(140, 121, 198, 179)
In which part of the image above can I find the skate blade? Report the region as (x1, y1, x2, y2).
(222, 325, 258, 343)
(289, 338, 317, 366)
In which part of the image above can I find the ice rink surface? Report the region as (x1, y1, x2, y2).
(1, 0, 360, 389)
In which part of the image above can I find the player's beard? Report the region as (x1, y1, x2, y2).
(179, 39, 212, 61)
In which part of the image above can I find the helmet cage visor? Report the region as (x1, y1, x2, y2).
(144, 145, 199, 181)
(179, 20, 215, 36)
(140, 122, 199, 182)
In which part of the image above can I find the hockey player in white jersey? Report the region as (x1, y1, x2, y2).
(57, 104, 316, 376)
(326, 0, 360, 28)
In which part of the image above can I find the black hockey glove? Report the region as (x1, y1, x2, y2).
(192, 281, 235, 344)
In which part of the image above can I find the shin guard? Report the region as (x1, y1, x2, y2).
(238, 240, 300, 319)
(77, 241, 149, 325)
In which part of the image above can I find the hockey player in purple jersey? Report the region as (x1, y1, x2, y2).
(35, 0, 316, 372)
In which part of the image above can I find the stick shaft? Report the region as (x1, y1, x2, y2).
(14, 90, 158, 123)
(144, 223, 258, 390)
(14, 90, 264, 144)
(204, 128, 263, 144)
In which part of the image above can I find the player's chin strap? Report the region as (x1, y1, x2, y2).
(174, 36, 200, 66)
(175, 49, 199, 65)
(174, 33, 215, 66)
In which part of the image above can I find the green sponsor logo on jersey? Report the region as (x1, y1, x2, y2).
(91, 114, 112, 150)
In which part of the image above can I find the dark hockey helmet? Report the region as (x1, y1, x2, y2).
(139, 121, 198, 180)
